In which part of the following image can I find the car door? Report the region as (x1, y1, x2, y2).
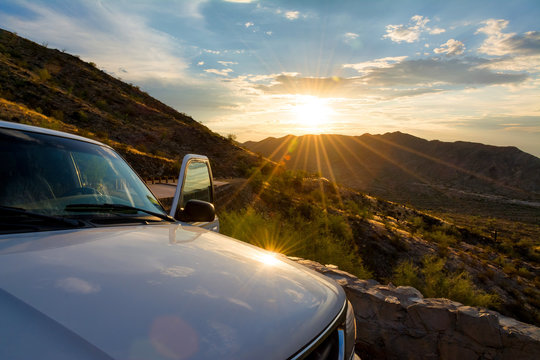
(170, 154, 219, 232)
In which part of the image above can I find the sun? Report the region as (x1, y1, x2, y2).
(292, 96, 333, 131)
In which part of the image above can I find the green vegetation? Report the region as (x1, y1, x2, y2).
(218, 167, 509, 316)
(220, 207, 371, 278)
(220, 168, 372, 278)
(38, 67, 51, 81)
(392, 256, 498, 308)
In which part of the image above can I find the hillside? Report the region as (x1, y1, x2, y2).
(244, 134, 540, 223)
(0, 28, 258, 178)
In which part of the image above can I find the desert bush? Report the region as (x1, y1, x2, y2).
(219, 206, 372, 279)
(392, 255, 498, 308)
(409, 216, 426, 234)
(38, 68, 51, 81)
(392, 260, 423, 290)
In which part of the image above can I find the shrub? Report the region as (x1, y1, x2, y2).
(392, 255, 498, 308)
(219, 206, 372, 279)
(38, 68, 51, 81)
(392, 260, 423, 290)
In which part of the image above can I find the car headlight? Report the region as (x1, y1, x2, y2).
(344, 300, 357, 360)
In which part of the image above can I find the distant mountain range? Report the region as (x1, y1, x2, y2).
(0, 28, 258, 178)
(244, 133, 540, 220)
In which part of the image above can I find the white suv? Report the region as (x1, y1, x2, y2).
(0, 120, 357, 360)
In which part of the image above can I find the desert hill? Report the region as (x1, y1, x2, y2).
(244, 133, 540, 222)
(0, 28, 258, 177)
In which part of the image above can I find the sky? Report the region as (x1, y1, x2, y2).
(1, 0, 539, 156)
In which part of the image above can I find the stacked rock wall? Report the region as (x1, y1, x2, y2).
(290, 258, 540, 360)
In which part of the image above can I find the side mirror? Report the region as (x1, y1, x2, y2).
(170, 154, 215, 219)
(176, 199, 216, 222)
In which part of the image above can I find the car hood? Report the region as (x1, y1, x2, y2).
(0, 224, 344, 360)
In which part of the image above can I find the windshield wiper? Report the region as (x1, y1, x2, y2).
(0, 206, 83, 227)
(65, 203, 175, 222)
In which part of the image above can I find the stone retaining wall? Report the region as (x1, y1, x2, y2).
(290, 258, 540, 360)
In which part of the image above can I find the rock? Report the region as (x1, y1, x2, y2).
(456, 306, 502, 347)
(290, 257, 540, 360)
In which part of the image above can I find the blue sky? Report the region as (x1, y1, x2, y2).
(1, 0, 539, 156)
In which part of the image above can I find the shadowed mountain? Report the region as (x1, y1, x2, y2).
(244, 133, 540, 221)
(0, 28, 258, 177)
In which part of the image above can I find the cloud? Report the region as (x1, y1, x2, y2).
(453, 115, 540, 132)
(361, 57, 527, 86)
(477, 19, 540, 56)
(224, 0, 254, 3)
(205, 68, 233, 76)
(429, 27, 446, 35)
(285, 11, 299, 20)
(218, 61, 238, 66)
(383, 15, 429, 43)
(255, 75, 357, 97)
(245, 21, 254, 28)
(0, 1, 189, 82)
(434, 39, 466, 56)
(343, 56, 408, 74)
(343, 32, 359, 43)
(250, 54, 527, 102)
(384, 15, 445, 43)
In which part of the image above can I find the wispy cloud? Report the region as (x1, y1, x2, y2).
(343, 32, 359, 44)
(251, 55, 527, 101)
(429, 27, 446, 35)
(285, 11, 300, 20)
(361, 57, 527, 86)
(343, 56, 408, 75)
(434, 39, 466, 56)
(383, 15, 445, 43)
(205, 68, 233, 76)
(383, 15, 429, 43)
(0, 1, 190, 82)
(218, 61, 238, 66)
(477, 19, 540, 56)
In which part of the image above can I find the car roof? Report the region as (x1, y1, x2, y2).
(0, 120, 111, 148)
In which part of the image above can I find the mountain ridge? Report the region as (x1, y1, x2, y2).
(243, 133, 540, 222)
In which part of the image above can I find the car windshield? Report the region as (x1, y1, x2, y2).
(0, 127, 166, 221)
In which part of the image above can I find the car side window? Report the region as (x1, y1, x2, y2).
(181, 161, 213, 208)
